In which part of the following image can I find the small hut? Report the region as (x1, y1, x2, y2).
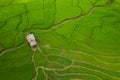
(26, 34, 38, 48)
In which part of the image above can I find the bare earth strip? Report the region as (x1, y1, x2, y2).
(27, 1, 112, 32)
(0, 42, 27, 56)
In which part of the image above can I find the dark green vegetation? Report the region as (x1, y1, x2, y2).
(0, 0, 120, 80)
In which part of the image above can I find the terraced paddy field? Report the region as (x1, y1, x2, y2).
(0, 0, 120, 80)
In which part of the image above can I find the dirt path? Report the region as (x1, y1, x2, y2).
(0, 42, 27, 57)
(28, 1, 112, 32)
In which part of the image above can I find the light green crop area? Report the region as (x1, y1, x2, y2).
(0, 0, 120, 80)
